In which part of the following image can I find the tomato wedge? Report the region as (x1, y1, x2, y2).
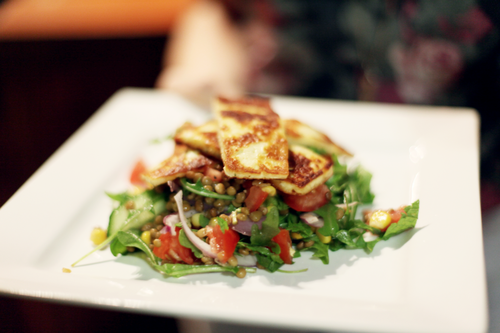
(207, 224, 239, 263)
(245, 186, 269, 212)
(130, 160, 147, 187)
(272, 229, 293, 264)
(153, 227, 196, 264)
(282, 184, 330, 212)
(204, 166, 223, 183)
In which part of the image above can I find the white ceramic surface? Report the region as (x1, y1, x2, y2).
(0, 88, 487, 333)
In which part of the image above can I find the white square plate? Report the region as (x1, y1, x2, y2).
(0, 88, 487, 333)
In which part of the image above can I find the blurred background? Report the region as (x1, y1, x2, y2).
(1, 0, 500, 332)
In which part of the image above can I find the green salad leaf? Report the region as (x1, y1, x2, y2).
(178, 229, 204, 258)
(382, 200, 419, 240)
(154, 263, 255, 278)
(180, 178, 235, 200)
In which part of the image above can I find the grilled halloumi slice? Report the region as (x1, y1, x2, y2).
(271, 145, 333, 195)
(142, 144, 214, 187)
(284, 119, 352, 157)
(214, 96, 289, 179)
(174, 120, 221, 159)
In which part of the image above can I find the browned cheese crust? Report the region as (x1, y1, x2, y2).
(174, 120, 221, 159)
(284, 119, 352, 157)
(271, 145, 334, 195)
(214, 96, 289, 179)
(141, 144, 214, 187)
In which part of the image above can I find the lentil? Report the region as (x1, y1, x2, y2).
(193, 172, 204, 182)
(226, 186, 237, 196)
(304, 240, 315, 248)
(236, 213, 248, 221)
(238, 248, 250, 256)
(249, 211, 263, 222)
(202, 176, 213, 186)
(215, 183, 226, 194)
(236, 268, 247, 278)
(235, 192, 246, 203)
(125, 201, 135, 210)
(227, 256, 238, 267)
(153, 239, 162, 247)
(258, 206, 268, 215)
(297, 241, 305, 250)
(203, 185, 214, 192)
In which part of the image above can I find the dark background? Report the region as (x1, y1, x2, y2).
(0, 37, 181, 333)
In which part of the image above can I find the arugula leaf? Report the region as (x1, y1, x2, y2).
(117, 230, 160, 265)
(256, 253, 284, 272)
(348, 166, 375, 204)
(352, 219, 382, 235)
(241, 242, 283, 263)
(180, 178, 235, 200)
(329, 239, 345, 252)
(106, 192, 132, 205)
(154, 263, 255, 278)
(364, 238, 382, 254)
(382, 200, 419, 240)
(335, 230, 357, 248)
(178, 229, 203, 258)
(110, 237, 127, 256)
(315, 202, 339, 237)
(216, 217, 229, 233)
(285, 213, 313, 238)
(301, 235, 329, 264)
(250, 205, 280, 246)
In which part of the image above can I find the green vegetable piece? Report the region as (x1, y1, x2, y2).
(256, 253, 284, 273)
(353, 220, 382, 235)
(300, 235, 329, 264)
(382, 200, 419, 240)
(178, 229, 204, 258)
(285, 213, 313, 238)
(106, 192, 132, 205)
(110, 237, 127, 256)
(250, 205, 280, 246)
(154, 263, 255, 278)
(216, 217, 229, 233)
(180, 178, 235, 200)
(116, 230, 159, 265)
(364, 238, 381, 254)
(277, 268, 308, 274)
(192, 213, 209, 228)
(315, 202, 339, 237)
(335, 230, 357, 248)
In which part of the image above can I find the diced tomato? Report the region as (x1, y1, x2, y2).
(389, 208, 405, 223)
(130, 160, 147, 187)
(153, 227, 196, 264)
(207, 224, 239, 263)
(204, 166, 223, 183)
(245, 186, 269, 212)
(272, 229, 293, 264)
(282, 184, 330, 212)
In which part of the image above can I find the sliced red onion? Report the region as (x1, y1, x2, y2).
(167, 180, 179, 192)
(163, 210, 198, 236)
(163, 214, 180, 236)
(300, 212, 324, 228)
(231, 217, 264, 236)
(160, 225, 169, 234)
(173, 191, 217, 258)
(235, 254, 258, 267)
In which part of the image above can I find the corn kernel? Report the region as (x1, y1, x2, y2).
(141, 230, 151, 245)
(369, 210, 392, 230)
(291, 232, 303, 240)
(315, 229, 332, 244)
(90, 227, 107, 246)
(261, 186, 277, 196)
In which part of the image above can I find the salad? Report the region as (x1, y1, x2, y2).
(72, 96, 419, 278)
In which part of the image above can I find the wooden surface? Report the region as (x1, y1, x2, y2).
(0, 0, 196, 40)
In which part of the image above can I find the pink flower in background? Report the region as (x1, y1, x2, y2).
(438, 6, 493, 45)
(389, 38, 464, 104)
